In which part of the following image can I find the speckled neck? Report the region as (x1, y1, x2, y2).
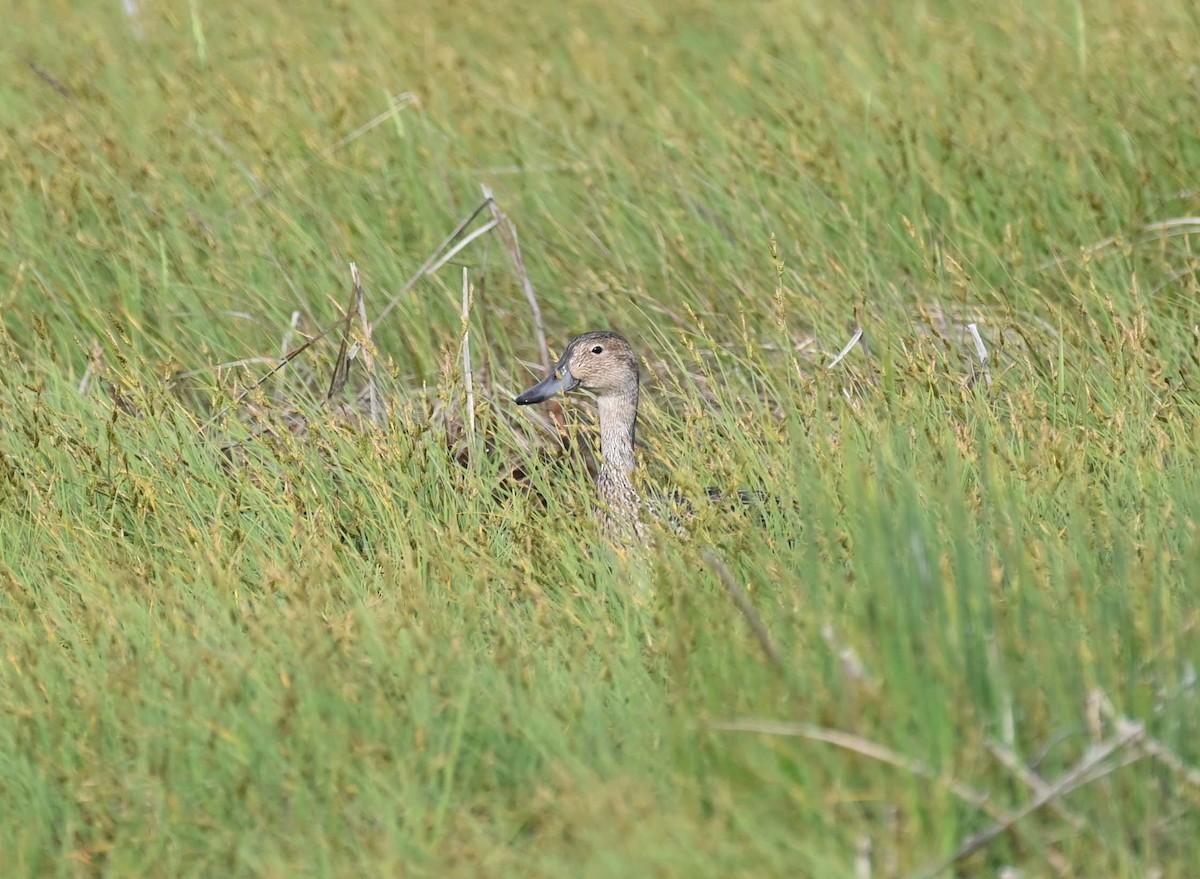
(595, 386, 641, 531)
(597, 387, 638, 474)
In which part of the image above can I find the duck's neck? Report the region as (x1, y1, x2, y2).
(596, 387, 638, 479)
(595, 387, 641, 526)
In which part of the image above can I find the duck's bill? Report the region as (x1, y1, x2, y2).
(515, 367, 579, 405)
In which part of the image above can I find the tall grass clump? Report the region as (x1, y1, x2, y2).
(2, 0, 1199, 876)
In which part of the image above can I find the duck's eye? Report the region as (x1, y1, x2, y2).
(591, 345, 603, 354)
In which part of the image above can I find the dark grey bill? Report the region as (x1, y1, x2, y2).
(515, 366, 578, 405)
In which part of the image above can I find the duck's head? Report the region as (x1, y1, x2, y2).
(515, 331, 638, 405)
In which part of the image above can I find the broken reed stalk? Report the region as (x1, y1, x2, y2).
(854, 306, 873, 362)
(721, 688, 1200, 878)
(1139, 737, 1200, 791)
(461, 266, 475, 449)
(915, 719, 1146, 878)
(1093, 688, 1200, 791)
(374, 195, 495, 327)
(200, 187, 548, 436)
(826, 326, 864, 369)
(428, 219, 499, 275)
(201, 197, 499, 432)
(985, 740, 1087, 832)
(481, 183, 550, 370)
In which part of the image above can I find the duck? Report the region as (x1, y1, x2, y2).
(515, 331, 644, 538)
(514, 330, 786, 544)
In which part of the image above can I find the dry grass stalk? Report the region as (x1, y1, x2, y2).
(985, 740, 1087, 832)
(711, 717, 1004, 819)
(280, 310, 301, 358)
(274, 310, 302, 404)
(25, 58, 74, 100)
(351, 263, 384, 424)
(374, 195, 495, 327)
(325, 263, 364, 403)
(461, 267, 475, 450)
(481, 183, 549, 371)
(701, 550, 785, 673)
(172, 357, 283, 383)
(1140, 738, 1200, 791)
(916, 718, 1147, 877)
(827, 326, 864, 370)
(855, 835, 873, 879)
(966, 322, 992, 390)
(201, 316, 348, 432)
(1093, 689, 1200, 792)
(428, 219, 499, 275)
(201, 195, 502, 433)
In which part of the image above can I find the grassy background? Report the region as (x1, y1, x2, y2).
(3, 0, 1200, 875)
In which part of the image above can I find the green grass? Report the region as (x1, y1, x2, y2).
(3, 0, 1200, 875)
